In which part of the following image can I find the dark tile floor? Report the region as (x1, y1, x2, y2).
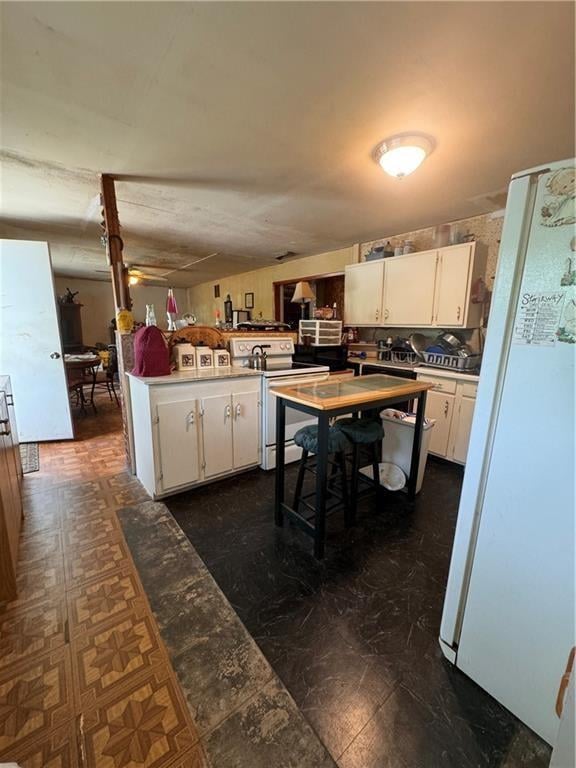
(168, 458, 551, 768)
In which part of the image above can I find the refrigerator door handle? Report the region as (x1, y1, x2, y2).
(556, 647, 575, 718)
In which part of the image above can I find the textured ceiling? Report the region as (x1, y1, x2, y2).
(1, 1, 574, 287)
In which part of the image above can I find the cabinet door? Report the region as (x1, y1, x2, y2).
(450, 394, 476, 463)
(425, 390, 455, 457)
(232, 391, 260, 469)
(157, 399, 200, 491)
(201, 395, 234, 478)
(434, 244, 473, 326)
(383, 250, 437, 326)
(344, 262, 384, 325)
(0, 393, 19, 601)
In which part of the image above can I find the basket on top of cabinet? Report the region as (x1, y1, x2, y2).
(298, 320, 342, 346)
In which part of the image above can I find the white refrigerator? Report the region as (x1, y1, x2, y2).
(439, 159, 575, 747)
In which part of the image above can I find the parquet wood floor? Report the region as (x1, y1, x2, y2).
(0, 395, 208, 768)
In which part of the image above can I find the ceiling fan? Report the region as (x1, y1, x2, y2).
(96, 252, 218, 283)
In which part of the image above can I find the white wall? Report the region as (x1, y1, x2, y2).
(53, 277, 188, 345)
(187, 245, 358, 325)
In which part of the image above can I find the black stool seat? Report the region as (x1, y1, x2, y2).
(335, 417, 384, 444)
(294, 424, 349, 454)
(292, 425, 349, 543)
(334, 417, 383, 526)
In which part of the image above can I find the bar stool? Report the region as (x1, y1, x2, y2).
(335, 417, 384, 526)
(292, 424, 350, 525)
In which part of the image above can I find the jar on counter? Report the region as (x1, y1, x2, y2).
(402, 240, 415, 254)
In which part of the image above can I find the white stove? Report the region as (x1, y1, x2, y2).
(229, 336, 330, 469)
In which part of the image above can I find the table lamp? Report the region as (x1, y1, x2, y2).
(291, 281, 315, 319)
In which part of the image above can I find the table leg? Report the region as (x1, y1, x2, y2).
(314, 412, 330, 559)
(274, 396, 286, 527)
(89, 367, 98, 413)
(407, 391, 427, 501)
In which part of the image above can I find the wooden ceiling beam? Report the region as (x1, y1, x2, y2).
(100, 174, 131, 311)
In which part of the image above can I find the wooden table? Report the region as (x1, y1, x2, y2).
(272, 374, 434, 558)
(65, 355, 101, 414)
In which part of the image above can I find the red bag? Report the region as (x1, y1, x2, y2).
(132, 326, 171, 377)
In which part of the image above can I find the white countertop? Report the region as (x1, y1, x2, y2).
(347, 358, 481, 381)
(414, 366, 480, 382)
(126, 367, 262, 385)
(348, 358, 418, 373)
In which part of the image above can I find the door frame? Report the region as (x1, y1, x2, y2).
(273, 271, 344, 320)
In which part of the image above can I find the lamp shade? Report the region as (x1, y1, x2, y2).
(166, 288, 178, 314)
(291, 281, 315, 303)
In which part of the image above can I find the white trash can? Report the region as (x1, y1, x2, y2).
(379, 409, 435, 494)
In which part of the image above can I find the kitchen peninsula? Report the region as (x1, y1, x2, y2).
(127, 367, 262, 498)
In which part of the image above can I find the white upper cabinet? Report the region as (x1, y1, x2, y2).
(383, 250, 437, 326)
(433, 243, 484, 327)
(344, 261, 384, 326)
(344, 241, 486, 329)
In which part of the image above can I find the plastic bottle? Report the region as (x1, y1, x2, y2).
(145, 304, 156, 326)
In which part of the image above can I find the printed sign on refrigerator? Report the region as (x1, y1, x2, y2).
(513, 290, 565, 346)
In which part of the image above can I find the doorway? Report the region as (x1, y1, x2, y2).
(274, 274, 345, 329)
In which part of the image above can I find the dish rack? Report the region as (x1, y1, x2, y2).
(378, 349, 420, 365)
(422, 351, 481, 370)
(299, 320, 342, 346)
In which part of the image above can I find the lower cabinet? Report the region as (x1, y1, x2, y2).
(129, 375, 261, 498)
(450, 392, 476, 463)
(156, 399, 201, 491)
(0, 379, 23, 602)
(425, 390, 456, 457)
(232, 391, 260, 469)
(202, 394, 234, 479)
(417, 373, 478, 464)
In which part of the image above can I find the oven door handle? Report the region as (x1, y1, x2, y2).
(268, 374, 330, 388)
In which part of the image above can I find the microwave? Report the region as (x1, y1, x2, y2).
(232, 310, 251, 328)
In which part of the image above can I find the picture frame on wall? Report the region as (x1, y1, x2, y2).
(245, 292, 254, 309)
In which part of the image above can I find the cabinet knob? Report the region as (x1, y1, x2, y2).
(444, 400, 449, 416)
(0, 417, 10, 436)
(224, 404, 231, 421)
(187, 411, 195, 426)
(457, 306, 461, 321)
(50, 352, 61, 359)
(234, 403, 242, 420)
(384, 309, 389, 320)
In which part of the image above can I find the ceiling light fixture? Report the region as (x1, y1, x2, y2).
(128, 275, 140, 285)
(374, 134, 435, 179)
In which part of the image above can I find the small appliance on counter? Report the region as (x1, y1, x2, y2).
(232, 309, 251, 328)
(293, 343, 348, 371)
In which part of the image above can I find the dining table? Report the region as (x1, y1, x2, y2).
(64, 353, 101, 413)
(272, 373, 434, 558)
